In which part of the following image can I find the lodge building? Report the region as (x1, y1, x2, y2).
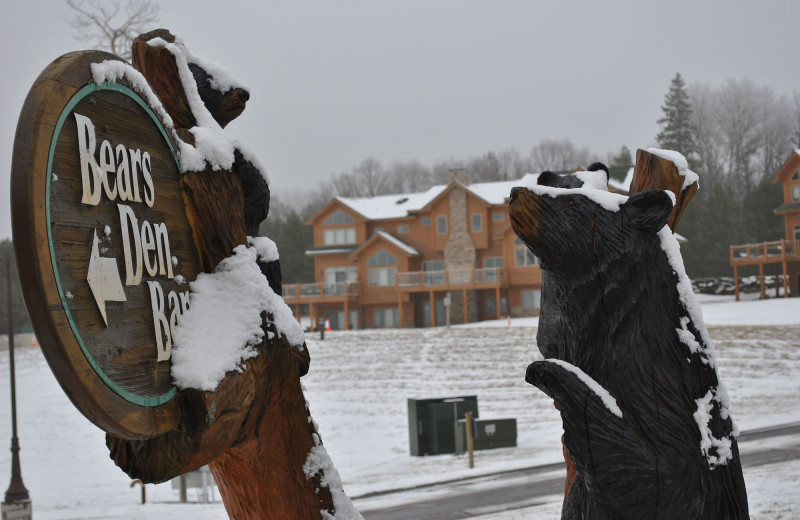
(283, 170, 545, 329)
(730, 150, 800, 299)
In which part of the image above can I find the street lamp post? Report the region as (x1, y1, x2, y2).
(2, 258, 31, 518)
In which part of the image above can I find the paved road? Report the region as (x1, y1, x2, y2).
(358, 422, 800, 520)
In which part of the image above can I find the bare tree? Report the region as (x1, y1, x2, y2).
(529, 139, 593, 172)
(352, 157, 388, 197)
(66, 0, 160, 60)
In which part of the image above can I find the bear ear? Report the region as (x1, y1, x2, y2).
(621, 190, 674, 234)
(537, 170, 558, 186)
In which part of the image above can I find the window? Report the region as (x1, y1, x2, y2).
(398, 224, 409, 234)
(437, 216, 447, 235)
(522, 290, 541, 310)
(492, 211, 504, 222)
(483, 257, 503, 269)
(368, 249, 397, 286)
(324, 210, 355, 225)
(374, 308, 399, 328)
(421, 217, 431, 226)
(483, 257, 503, 282)
(368, 249, 396, 267)
(325, 266, 356, 284)
(372, 226, 383, 236)
(423, 260, 444, 285)
(472, 213, 483, 232)
(515, 237, 538, 266)
(793, 185, 800, 201)
(324, 228, 356, 245)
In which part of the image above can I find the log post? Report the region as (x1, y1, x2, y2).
(103, 30, 344, 519)
(629, 148, 698, 233)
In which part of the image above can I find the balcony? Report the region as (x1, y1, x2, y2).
(283, 282, 359, 304)
(396, 268, 506, 292)
(730, 240, 799, 265)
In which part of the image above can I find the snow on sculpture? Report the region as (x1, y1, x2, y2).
(509, 152, 749, 519)
(103, 29, 362, 520)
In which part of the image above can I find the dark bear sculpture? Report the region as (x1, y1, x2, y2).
(188, 58, 282, 297)
(509, 171, 749, 519)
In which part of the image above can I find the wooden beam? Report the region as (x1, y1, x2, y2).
(398, 292, 403, 328)
(759, 264, 765, 300)
(495, 286, 502, 320)
(733, 265, 740, 302)
(429, 290, 435, 328)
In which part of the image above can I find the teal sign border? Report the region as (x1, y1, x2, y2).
(46, 81, 180, 407)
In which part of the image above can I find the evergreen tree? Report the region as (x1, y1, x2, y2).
(656, 73, 698, 162)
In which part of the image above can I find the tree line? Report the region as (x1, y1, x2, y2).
(3, 69, 797, 331)
(656, 74, 799, 277)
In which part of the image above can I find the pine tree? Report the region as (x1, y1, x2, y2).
(656, 73, 698, 161)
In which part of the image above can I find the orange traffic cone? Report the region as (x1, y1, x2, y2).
(325, 318, 331, 332)
(507, 315, 511, 326)
(32, 336, 38, 347)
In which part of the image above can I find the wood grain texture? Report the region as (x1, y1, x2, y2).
(630, 148, 698, 232)
(103, 30, 339, 519)
(11, 50, 192, 439)
(509, 176, 749, 518)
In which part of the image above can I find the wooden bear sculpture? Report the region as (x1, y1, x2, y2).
(509, 169, 749, 519)
(104, 30, 360, 520)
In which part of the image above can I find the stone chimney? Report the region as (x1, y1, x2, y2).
(448, 169, 470, 186)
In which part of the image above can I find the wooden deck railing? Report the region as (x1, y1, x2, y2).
(283, 282, 359, 302)
(730, 240, 798, 265)
(396, 268, 505, 290)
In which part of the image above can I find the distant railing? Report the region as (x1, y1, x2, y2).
(396, 268, 505, 289)
(730, 240, 798, 264)
(283, 282, 359, 300)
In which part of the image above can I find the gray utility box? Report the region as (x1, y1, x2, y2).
(455, 417, 517, 453)
(408, 396, 479, 456)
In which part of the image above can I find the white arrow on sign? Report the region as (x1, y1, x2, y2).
(86, 229, 126, 326)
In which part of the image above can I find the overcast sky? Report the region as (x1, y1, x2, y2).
(2, 0, 799, 240)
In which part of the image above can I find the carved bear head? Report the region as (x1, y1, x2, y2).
(509, 179, 673, 276)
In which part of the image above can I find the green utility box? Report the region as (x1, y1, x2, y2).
(455, 417, 517, 453)
(407, 396, 479, 456)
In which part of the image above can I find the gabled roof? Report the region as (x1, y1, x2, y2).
(349, 231, 420, 260)
(329, 174, 541, 222)
(304, 247, 356, 256)
(337, 186, 446, 220)
(771, 150, 800, 184)
(464, 174, 540, 205)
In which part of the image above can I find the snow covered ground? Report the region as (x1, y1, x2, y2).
(0, 294, 798, 519)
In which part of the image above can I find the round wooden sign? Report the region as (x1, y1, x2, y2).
(11, 51, 201, 439)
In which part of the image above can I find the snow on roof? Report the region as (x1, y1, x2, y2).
(305, 248, 354, 256)
(375, 231, 420, 256)
(465, 173, 540, 204)
(608, 167, 635, 192)
(337, 173, 541, 220)
(337, 185, 446, 220)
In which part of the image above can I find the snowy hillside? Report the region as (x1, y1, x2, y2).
(0, 295, 798, 519)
